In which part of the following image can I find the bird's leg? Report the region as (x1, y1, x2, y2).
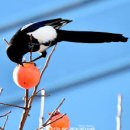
(31, 51, 47, 62)
(31, 42, 52, 62)
(31, 55, 44, 62)
(29, 34, 33, 61)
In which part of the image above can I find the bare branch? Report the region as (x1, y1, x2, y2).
(0, 102, 25, 109)
(0, 111, 11, 130)
(29, 88, 50, 100)
(29, 44, 57, 105)
(2, 115, 9, 130)
(43, 98, 65, 126)
(0, 111, 11, 118)
(19, 44, 57, 130)
(38, 113, 67, 130)
(46, 113, 67, 126)
(29, 35, 33, 61)
(36, 88, 45, 95)
(3, 38, 10, 46)
(19, 89, 29, 130)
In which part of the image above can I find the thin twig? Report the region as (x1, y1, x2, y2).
(19, 90, 29, 130)
(36, 88, 45, 95)
(29, 88, 44, 100)
(0, 111, 11, 130)
(0, 102, 25, 109)
(29, 88, 50, 100)
(29, 35, 33, 61)
(38, 114, 67, 130)
(19, 44, 57, 130)
(29, 41, 53, 63)
(0, 111, 11, 118)
(29, 44, 57, 104)
(46, 113, 67, 126)
(25, 89, 29, 108)
(3, 38, 10, 46)
(43, 98, 65, 126)
(2, 115, 9, 130)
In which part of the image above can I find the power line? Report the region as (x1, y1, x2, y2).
(0, 0, 102, 33)
(0, 59, 130, 112)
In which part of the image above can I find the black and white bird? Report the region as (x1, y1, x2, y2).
(6, 18, 128, 65)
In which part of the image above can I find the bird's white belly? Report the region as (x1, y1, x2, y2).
(38, 45, 48, 53)
(27, 26, 57, 43)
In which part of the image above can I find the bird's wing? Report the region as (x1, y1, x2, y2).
(21, 18, 72, 33)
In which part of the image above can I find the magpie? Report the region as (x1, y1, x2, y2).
(6, 18, 128, 65)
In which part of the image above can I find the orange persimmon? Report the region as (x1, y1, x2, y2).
(13, 62, 40, 89)
(47, 112, 70, 130)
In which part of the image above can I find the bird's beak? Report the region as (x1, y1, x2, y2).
(18, 59, 24, 66)
(19, 62, 24, 66)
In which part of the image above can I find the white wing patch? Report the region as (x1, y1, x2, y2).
(21, 23, 34, 31)
(27, 26, 57, 43)
(38, 45, 48, 53)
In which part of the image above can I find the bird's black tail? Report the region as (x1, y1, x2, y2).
(57, 30, 128, 43)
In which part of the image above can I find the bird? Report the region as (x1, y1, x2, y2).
(6, 18, 128, 65)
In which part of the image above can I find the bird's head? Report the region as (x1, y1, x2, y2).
(6, 45, 23, 65)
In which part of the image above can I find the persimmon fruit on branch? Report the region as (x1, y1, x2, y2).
(47, 111, 70, 130)
(13, 62, 41, 89)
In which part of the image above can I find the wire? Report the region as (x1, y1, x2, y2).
(0, 57, 130, 112)
(0, 0, 102, 33)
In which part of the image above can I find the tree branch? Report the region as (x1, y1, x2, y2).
(43, 98, 65, 127)
(0, 111, 11, 118)
(19, 90, 30, 130)
(2, 114, 9, 130)
(0, 102, 25, 109)
(46, 113, 67, 126)
(38, 113, 67, 130)
(3, 38, 10, 46)
(18, 44, 57, 130)
(0, 111, 11, 130)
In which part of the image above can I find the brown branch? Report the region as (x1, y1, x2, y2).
(0, 111, 11, 130)
(29, 44, 57, 104)
(19, 44, 57, 130)
(29, 88, 50, 100)
(0, 102, 25, 109)
(28, 88, 44, 100)
(38, 114, 67, 130)
(0, 111, 11, 118)
(46, 113, 67, 126)
(19, 90, 29, 130)
(2, 115, 9, 130)
(36, 88, 45, 95)
(25, 89, 29, 108)
(43, 98, 65, 127)
(29, 35, 33, 61)
(3, 38, 10, 46)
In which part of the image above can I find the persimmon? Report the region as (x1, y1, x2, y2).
(13, 62, 41, 89)
(47, 112, 70, 130)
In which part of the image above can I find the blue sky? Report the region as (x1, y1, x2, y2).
(0, 0, 130, 130)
